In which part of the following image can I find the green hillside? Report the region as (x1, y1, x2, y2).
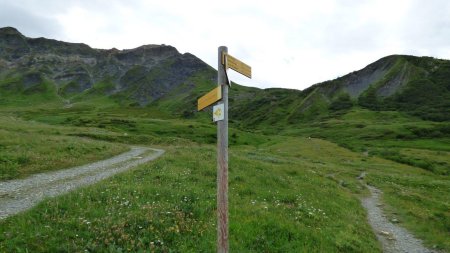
(232, 55, 450, 127)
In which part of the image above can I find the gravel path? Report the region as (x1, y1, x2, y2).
(0, 146, 164, 220)
(361, 184, 437, 253)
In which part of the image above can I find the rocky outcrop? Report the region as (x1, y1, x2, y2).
(342, 56, 395, 98)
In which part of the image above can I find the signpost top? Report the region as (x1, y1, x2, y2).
(222, 52, 252, 79)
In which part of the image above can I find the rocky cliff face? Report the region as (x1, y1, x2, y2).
(0, 27, 212, 105)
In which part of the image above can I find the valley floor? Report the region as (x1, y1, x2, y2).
(0, 108, 448, 252)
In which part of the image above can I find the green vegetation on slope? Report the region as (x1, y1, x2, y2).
(283, 108, 450, 175)
(0, 73, 62, 108)
(229, 55, 450, 127)
(359, 56, 450, 121)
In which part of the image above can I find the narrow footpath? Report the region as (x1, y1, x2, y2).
(0, 147, 165, 219)
(361, 183, 437, 253)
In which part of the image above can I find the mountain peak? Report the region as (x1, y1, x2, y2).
(121, 44, 179, 56)
(0, 26, 23, 36)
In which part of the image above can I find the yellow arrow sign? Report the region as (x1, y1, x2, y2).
(222, 52, 252, 78)
(214, 107, 222, 117)
(213, 103, 224, 122)
(198, 86, 222, 111)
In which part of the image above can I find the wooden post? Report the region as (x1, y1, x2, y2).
(217, 46, 229, 253)
(197, 46, 250, 253)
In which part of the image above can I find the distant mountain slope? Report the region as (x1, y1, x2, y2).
(304, 55, 450, 122)
(231, 55, 450, 127)
(0, 27, 449, 124)
(0, 26, 214, 106)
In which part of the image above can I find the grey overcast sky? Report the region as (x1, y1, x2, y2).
(1, 0, 450, 90)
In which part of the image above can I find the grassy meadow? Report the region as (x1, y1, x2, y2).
(0, 101, 449, 252)
(0, 115, 128, 180)
(1, 142, 380, 252)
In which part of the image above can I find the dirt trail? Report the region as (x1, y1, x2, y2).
(0, 146, 164, 219)
(361, 184, 437, 253)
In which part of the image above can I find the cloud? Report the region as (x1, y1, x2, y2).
(0, 1, 63, 38)
(398, 0, 450, 56)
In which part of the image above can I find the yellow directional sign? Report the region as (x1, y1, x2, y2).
(222, 53, 252, 78)
(197, 86, 222, 111)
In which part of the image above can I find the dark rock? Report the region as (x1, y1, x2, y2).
(357, 172, 366, 180)
(0, 27, 30, 60)
(23, 72, 44, 89)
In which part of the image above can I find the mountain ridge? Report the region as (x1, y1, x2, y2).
(0, 27, 449, 122)
(0, 26, 214, 106)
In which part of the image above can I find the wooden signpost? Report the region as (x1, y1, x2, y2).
(197, 46, 252, 253)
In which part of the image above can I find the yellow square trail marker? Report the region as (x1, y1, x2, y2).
(222, 52, 252, 78)
(197, 86, 222, 111)
(213, 103, 224, 122)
